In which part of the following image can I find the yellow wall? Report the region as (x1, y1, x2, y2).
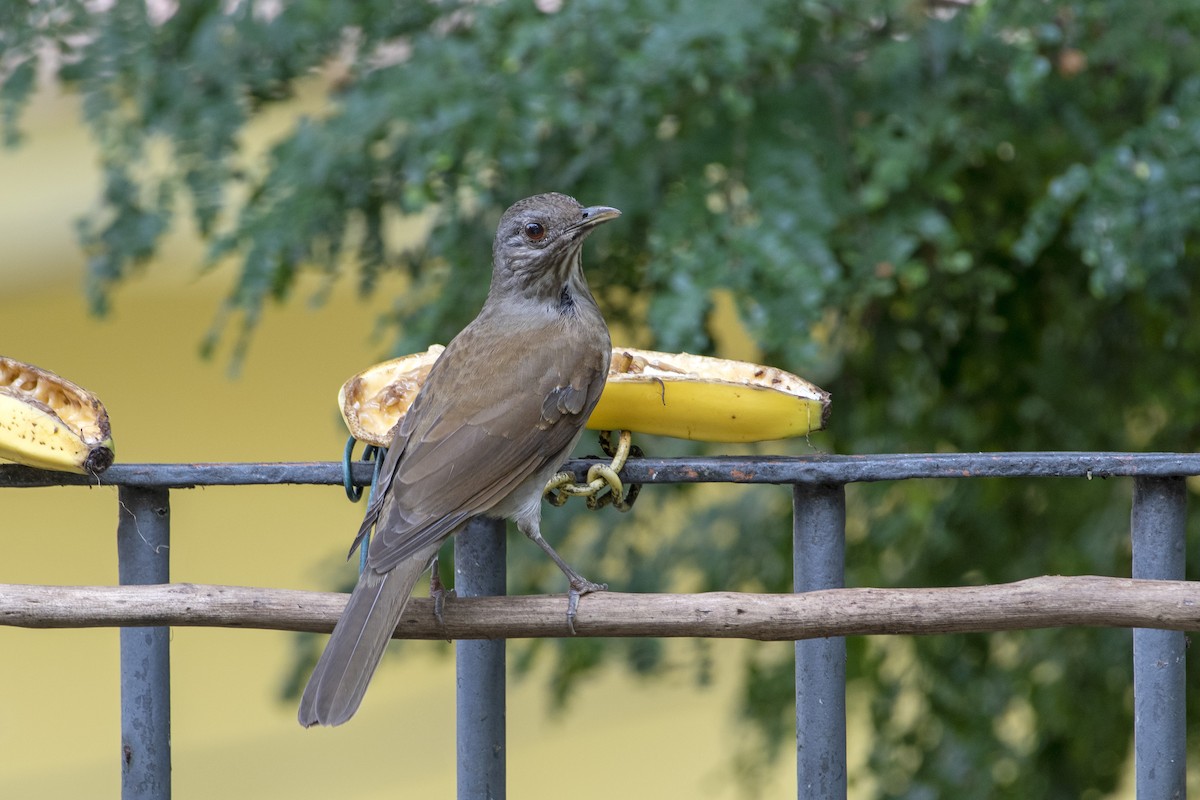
(1, 88, 795, 797)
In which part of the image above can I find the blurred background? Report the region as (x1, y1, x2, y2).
(3, 1, 1200, 798)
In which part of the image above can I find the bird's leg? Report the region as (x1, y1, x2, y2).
(427, 553, 455, 626)
(517, 517, 606, 634)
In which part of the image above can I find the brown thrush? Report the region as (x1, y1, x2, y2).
(298, 192, 619, 727)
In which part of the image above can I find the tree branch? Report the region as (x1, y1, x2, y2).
(2, 576, 1198, 640)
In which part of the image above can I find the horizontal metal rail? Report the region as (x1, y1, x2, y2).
(2, 453, 1195, 800)
(3, 451, 1200, 488)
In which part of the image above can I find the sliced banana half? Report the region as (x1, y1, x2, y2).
(592, 347, 831, 442)
(340, 346, 830, 446)
(0, 356, 116, 474)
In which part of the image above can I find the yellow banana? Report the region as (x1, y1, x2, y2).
(0, 356, 115, 474)
(590, 347, 830, 442)
(340, 346, 829, 446)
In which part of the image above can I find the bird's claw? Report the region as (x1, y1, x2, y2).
(432, 586, 456, 627)
(428, 562, 456, 628)
(565, 579, 607, 635)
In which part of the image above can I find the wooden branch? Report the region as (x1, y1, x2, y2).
(2, 576, 1198, 640)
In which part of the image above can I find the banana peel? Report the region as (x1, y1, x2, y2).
(592, 347, 830, 442)
(339, 346, 830, 446)
(0, 356, 115, 474)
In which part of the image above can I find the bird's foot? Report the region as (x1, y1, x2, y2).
(565, 578, 607, 635)
(428, 559, 456, 628)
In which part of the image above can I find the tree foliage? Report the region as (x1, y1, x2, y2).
(6, 1, 1200, 796)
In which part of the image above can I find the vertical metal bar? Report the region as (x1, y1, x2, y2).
(793, 483, 847, 800)
(1130, 477, 1187, 800)
(455, 517, 507, 800)
(117, 486, 172, 800)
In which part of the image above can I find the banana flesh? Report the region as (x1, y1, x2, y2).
(338, 345, 444, 447)
(0, 356, 115, 474)
(340, 346, 830, 446)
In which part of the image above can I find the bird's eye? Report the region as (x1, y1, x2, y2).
(524, 222, 546, 241)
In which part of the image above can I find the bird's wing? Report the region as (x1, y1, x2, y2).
(346, 416, 409, 559)
(361, 319, 609, 573)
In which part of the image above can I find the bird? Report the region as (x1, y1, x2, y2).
(298, 192, 619, 727)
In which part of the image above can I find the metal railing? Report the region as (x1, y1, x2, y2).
(2, 451, 1197, 799)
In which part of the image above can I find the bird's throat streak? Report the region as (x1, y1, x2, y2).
(558, 284, 576, 315)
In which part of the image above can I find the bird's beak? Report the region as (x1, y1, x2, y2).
(577, 205, 621, 230)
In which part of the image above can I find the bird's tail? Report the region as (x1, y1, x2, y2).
(298, 543, 439, 727)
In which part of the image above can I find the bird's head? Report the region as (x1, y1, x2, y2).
(490, 192, 620, 300)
